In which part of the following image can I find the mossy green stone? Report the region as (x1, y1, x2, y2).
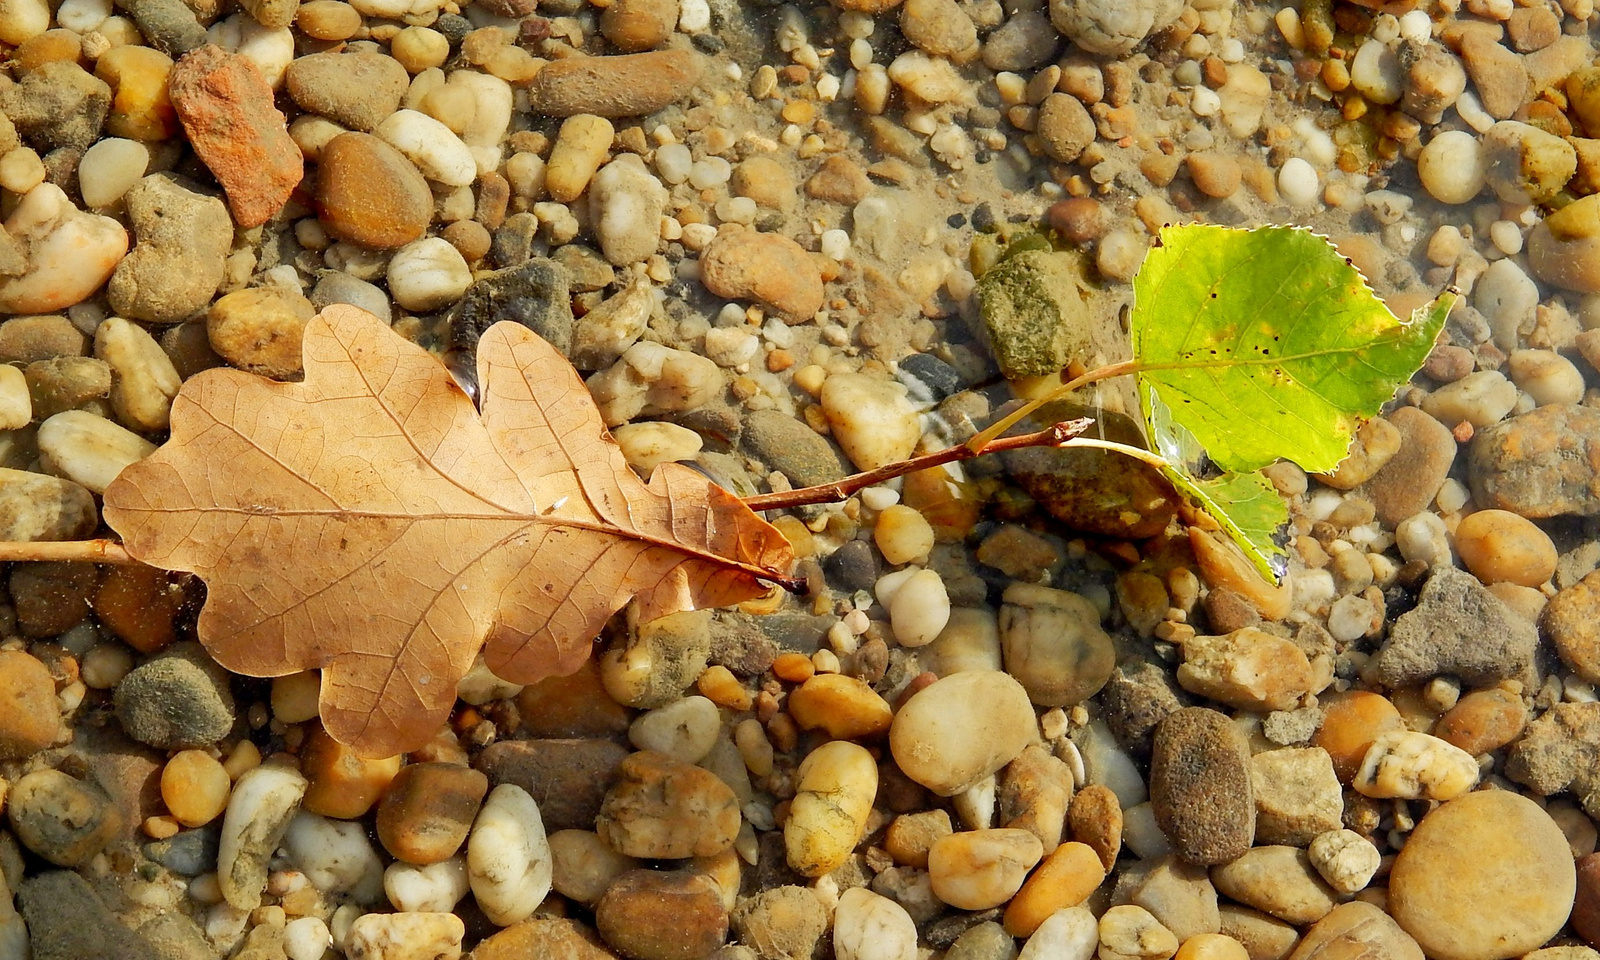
(974, 248, 1093, 380)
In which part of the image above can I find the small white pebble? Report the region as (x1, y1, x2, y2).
(1277, 158, 1320, 206)
(860, 486, 900, 511)
(820, 228, 851, 260)
(284, 917, 332, 960)
(1398, 9, 1432, 42)
(1191, 86, 1221, 117)
(1489, 220, 1523, 255)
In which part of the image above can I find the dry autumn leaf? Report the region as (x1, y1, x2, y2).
(102, 306, 794, 757)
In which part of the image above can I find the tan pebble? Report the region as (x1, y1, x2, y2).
(1177, 934, 1252, 960)
(0, 650, 60, 760)
(1186, 152, 1242, 198)
(998, 743, 1072, 849)
(375, 762, 489, 864)
(927, 828, 1043, 910)
(785, 741, 878, 877)
(1318, 417, 1403, 489)
(206, 287, 314, 380)
(1286, 902, 1424, 960)
(730, 156, 796, 211)
(598, 750, 740, 860)
(1100, 905, 1181, 960)
(1210, 845, 1339, 926)
(549, 829, 640, 904)
(1352, 730, 1479, 801)
(392, 27, 449, 73)
(299, 724, 401, 818)
(1453, 509, 1557, 586)
(889, 670, 1037, 797)
(787, 674, 892, 739)
(595, 869, 728, 960)
(295, 1, 361, 40)
(1176, 627, 1315, 712)
(517, 658, 632, 738)
(1306, 829, 1381, 895)
(699, 228, 825, 322)
(1003, 841, 1105, 936)
(1219, 904, 1299, 960)
(1313, 690, 1404, 782)
(1190, 529, 1291, 620)
(1037, 93, 1095, 163)
(600, 0, 679, 51)
(874, 504, 935, 566)
(1434, 687, 1527, 755)
(270, 671, 320, 724)
(884, 809, 953, 869)
(161, 749, 231, 827)
(771, 652, 814, 684)
(1389, 791, 1575, 960)
(545, 115, 614, 204)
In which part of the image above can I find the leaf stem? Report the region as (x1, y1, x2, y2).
(0, 539, 140, 564)
(964, 359, 1141, 454)
(741, 417, 1097, 512)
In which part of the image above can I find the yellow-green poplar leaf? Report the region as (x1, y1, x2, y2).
(1145, 386, 1290, 582)
(1133, 224, 1455, 474)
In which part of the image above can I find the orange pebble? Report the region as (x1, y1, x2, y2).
(1003, 842, 1106, 937)
(773, 652, 815, 684)
(698, 665, 753, 711)
(1315, 690, 1404, 782)
(161, 750, 232, 827)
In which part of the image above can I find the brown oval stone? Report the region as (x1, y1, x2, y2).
(527, 50, 703, 118)
(315, 132, 431, 249)
(1150, 707, 1255, 865)
(1287, 902, 1425, 960)
(596, 869, 728, 960)
(0, 650, 60, 759)
(374, 761, 488, 864)
(1575, 853, 1600, 947)
(476, 738, 630, 832)
(1389, 790, 1576, 960)
(516, 658, 633, 738)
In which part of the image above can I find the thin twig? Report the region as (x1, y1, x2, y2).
(0, 539, 140, 564)
(965, 359, 1141, 454)
(742, 418, 1097, 512)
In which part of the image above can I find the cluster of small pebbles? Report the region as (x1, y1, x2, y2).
(4, 0, 1600, 953)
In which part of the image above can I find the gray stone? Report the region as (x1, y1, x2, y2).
(981, 8, 1060, 71)
(17, 871, 159, 960)
(1505, 701, 1600, 818)
(25, 356, 111, 419)
(449, 257, 575, 358)
(821, 538, 880, 594)
(742, 409, 850, 490)
(113, 643, 237, 749)
(109, 175, 232, 324)
(1095, 660, 1187, 760)
(311, 271, 392, 323)
(1048, 0, 1183, 55)
(0, 62, 112, 153)
(944, 921, 1018, 960)
(1365, 567, 1537, 688)
(0, 315, 87, 364)
(113, 0, 207, 54)
(143, 826, 220, 876)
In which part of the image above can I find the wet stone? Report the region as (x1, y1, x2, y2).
(448, 257, 575, 359)
(1365, 567, 1537, 688)
(7, 769, 124, 866)
(743, 408, 850, 489)
(1506, 701, 1600, 818)
(17, 871, 158, 960)
(1150, 707, 1254, 866)
(113, 644, 236, 749)
(1469, 404, 1600, 517)
(596, 869, 729, 960)
(595, 750, 740, 859)
(1545, 569, 1600, 684)
(1367, 406, 1458, 527)
(0, 649, 60, 759)
(375, 762, 489, 864)
(0, 61, 111, 153)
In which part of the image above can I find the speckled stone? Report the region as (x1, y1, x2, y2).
(1150, 707, 1254, 865)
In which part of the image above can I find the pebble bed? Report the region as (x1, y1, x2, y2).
(2, 0, 1600, 957)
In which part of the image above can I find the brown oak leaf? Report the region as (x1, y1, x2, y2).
(102, 306, 793, 757)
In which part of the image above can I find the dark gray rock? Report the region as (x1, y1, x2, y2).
(449, 257, 574, 358)
(1365, 566, 1537, 688)
(1099, 660, 1189, 759)
(143, 825, 219, 876)
(742, 409, 849, 489)
(489, 212, 540, 268)
(1150, 707, 1255, 866)
(114, 0, 207, 53)
(113, 643, 236, 749)
(899, 352, 963, 402)
(18, 871, 158, 960)
(822, 538, 879, 594)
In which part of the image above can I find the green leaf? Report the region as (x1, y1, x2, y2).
(1145, 386, 1290, 582)
(1132, 224, 1454, 475)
